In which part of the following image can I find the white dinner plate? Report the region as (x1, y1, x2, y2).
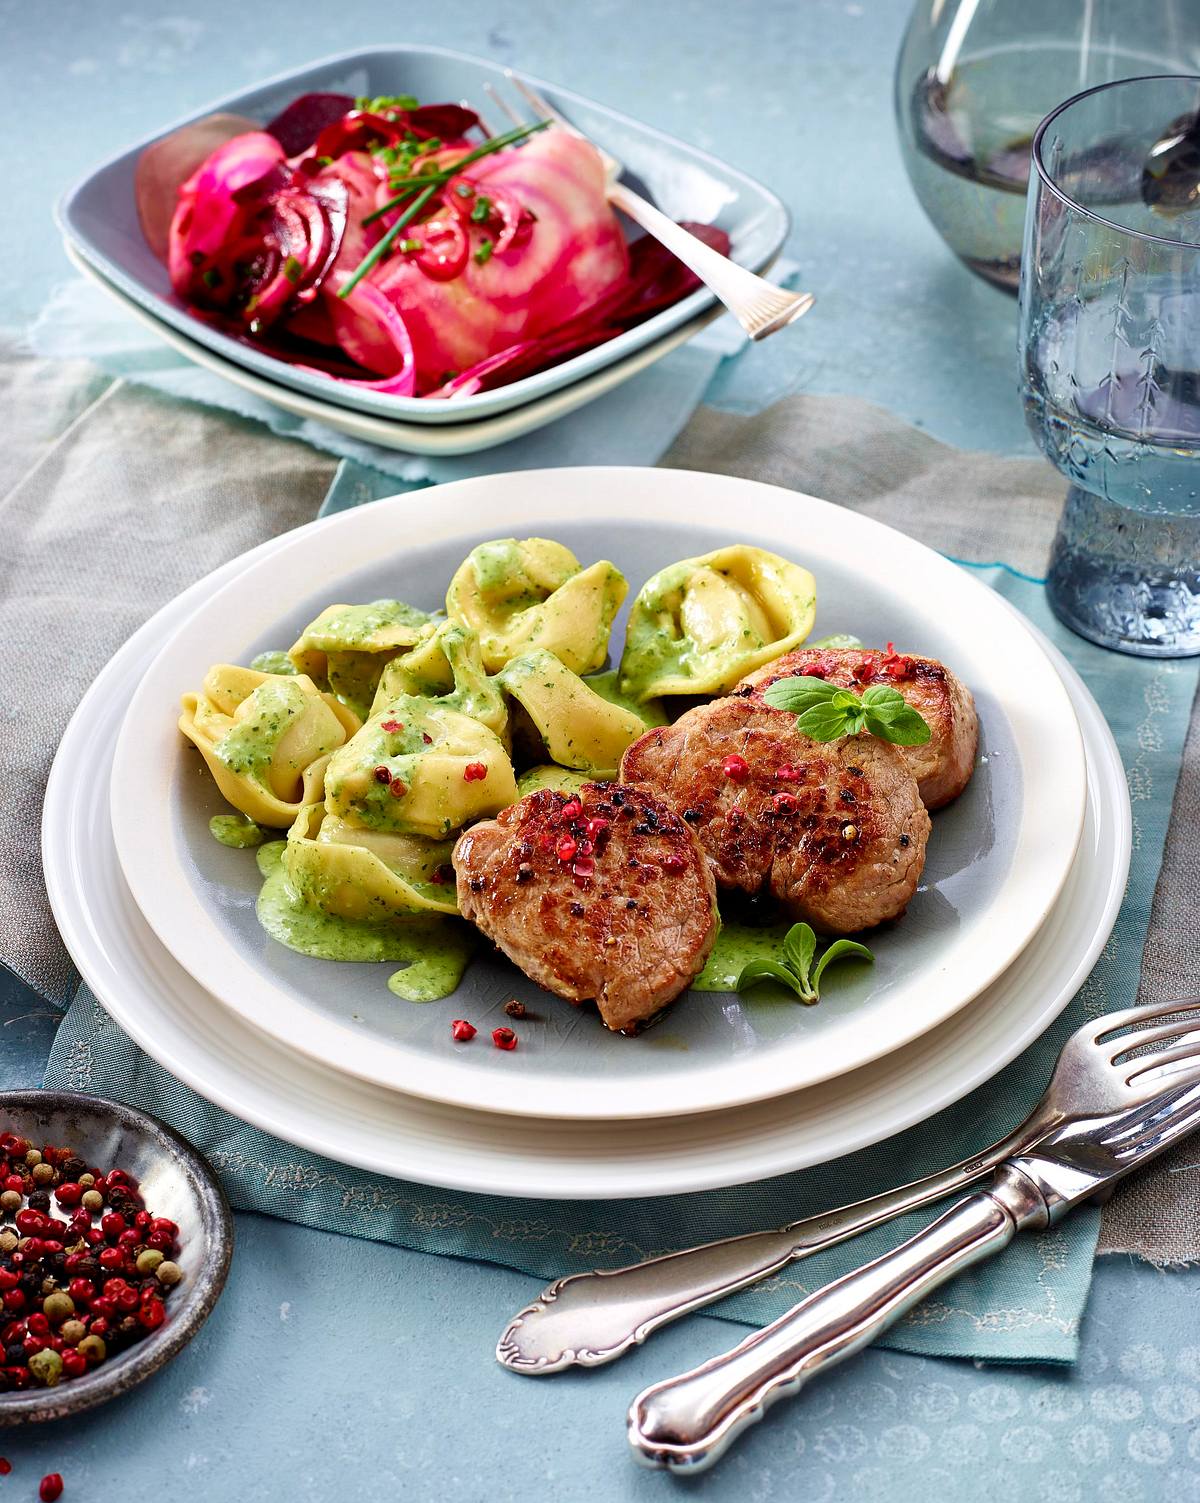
(110, 469, 1088, 1120)
(65, 243, 722, 457)
(44, 548, 1128, 1197)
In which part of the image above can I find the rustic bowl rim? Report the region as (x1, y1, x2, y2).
(0, 1090, 233, 1424)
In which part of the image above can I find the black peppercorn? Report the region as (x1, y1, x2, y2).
(26, 1191, 50, 1213)
(5, 1343, 26, 1365)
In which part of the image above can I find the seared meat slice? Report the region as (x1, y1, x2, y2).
(620, 699, 929, 934)
(453, 782, 717, 1033)
(736, 646, 977, 810)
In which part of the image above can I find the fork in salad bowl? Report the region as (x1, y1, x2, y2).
(489, 74, 815, 341)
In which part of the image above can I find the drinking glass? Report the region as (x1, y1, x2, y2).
(1018, 75, 1200, 656)
(895, 0, 1200, 291)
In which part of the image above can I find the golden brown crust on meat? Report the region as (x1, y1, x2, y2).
(620, 700, 929, 933)
(736, 647, 978, 809)
(453, 782, 717, 1033)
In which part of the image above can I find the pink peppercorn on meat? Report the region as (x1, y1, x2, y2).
(452, 783, 717, 1033)
(620, 698, 929, 934)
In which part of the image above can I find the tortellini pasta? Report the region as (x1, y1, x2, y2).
(515, 765, 594, 799)
(370, 621, 507, 738)
(283, 806, 458, 922)
(445, 538, 627, 675)
(497, 650, 646, 777)
(180, 665, 358, 827)
(289, 599, 436, 719)
(618, 545, 817, 700)
(324, 698, 517, 839)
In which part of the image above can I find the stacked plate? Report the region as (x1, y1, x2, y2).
(43, 469, 1131, 1199)
(55, 46, 788, 455)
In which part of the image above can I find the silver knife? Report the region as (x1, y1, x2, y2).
(627, 1075, 1200, 1473)
(496, 1000, 1198, 1376)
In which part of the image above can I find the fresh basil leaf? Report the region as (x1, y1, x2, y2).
(808, 633, 864, 649)
(782, 922, 816, 987)
(762, 676, 840, 714)
(734, 959, 805, 997)
(831, 689, 862, 712)
(811, 939, 875, 995)
(793, 700, 858, 741)
(860, 686, 932, 746)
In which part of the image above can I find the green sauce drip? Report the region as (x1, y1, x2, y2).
(583, 669, 668, 728)
(254, 840, 471, 999)
(692, 917, 795, 993)
(387, 927, 476, 1002)
(209, 813, 267, 849)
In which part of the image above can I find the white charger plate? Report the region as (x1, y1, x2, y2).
(44, 544, 1128, 1197)
(111, 469, 1088, 1120)
(66, 242, 722, 457)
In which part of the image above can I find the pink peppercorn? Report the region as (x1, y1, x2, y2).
(722, 754, 749, 782)
(450, 1020, 476, 1042)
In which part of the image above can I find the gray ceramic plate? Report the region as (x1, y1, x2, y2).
(111, 470, 1087, 1121)
(55, 45, 788, 425)
(0, 1093, 232, 1424)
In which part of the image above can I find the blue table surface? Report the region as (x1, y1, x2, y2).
(6, 1, 1199, 1499)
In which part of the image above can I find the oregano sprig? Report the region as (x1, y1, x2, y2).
(762, 676, 932, 747)
(735, 922, 873, 1004)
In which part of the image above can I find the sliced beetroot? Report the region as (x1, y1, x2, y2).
(265, 92, 355, 156)
(135, 113, 259, 260)
(406, 103, 481, 141)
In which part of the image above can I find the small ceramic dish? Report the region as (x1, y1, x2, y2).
(55, 44, 788, 426)
(0, 1092, 232, 1424)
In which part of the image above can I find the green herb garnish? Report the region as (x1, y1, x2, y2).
(735, 922, 873, 1004)
(398, 238, 423, 253)
(338, 118, 549, 299)
(470, 194, 492, 223)
(283, 255, 303, 284)
(762, 677, 931, 746)
(336, 182, 439, 299)
(200, 267, 223, 289)
(363, 118, 549, 226)
(355, 94, 420, 113)
(474, 238, 494, 266)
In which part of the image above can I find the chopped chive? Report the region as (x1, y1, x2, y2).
(337, 181, 439, 298)
(474, 238, 494, 266)
(365, 118, 549, 226)
(454, 183, 474, 198)
(283, 256, 303, 283)
(399, 238, 422, 252)
(470, 195, 491, 223)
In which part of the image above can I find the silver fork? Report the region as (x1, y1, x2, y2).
(497, 997, 1200, 1375)
(629, 1012, 1200, 1473)
(487, 73, 814, 341)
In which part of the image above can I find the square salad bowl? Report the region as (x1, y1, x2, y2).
(56, 45, 790, 426)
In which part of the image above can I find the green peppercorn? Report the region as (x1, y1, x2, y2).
(136, 1248, 164, 1275)
(155, 1261, 182, 1287)
(0, 1190, 21, 1214)
(77, 1333, 106, 1363)
(43, 1291, 75, 1324)
(24, 1149, 41, 1167)
(59, 1319, 86, 1347)
(81, 1189, 103, 1213)
(31, 1162, 54, 1185)
(78, 1173, 95, 1188)
(28, 1348, 63, 1387)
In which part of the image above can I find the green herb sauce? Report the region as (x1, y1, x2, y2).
(209, 813, 267, 849)
(692, 917, 795, 993)
(249, 650, 298, 675)
(254, 840, 470, 1000)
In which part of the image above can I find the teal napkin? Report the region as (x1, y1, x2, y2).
(44, 533, 1200, 1365)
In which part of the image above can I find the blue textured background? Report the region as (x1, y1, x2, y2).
(5, 1, 1200, 1499)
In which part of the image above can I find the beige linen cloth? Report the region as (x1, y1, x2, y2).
(2, 342, 1196, 1260)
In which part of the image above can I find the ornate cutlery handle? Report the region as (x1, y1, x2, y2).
(496, 1131, 1025, 1374)
(628, 1167, 1047, 1474)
